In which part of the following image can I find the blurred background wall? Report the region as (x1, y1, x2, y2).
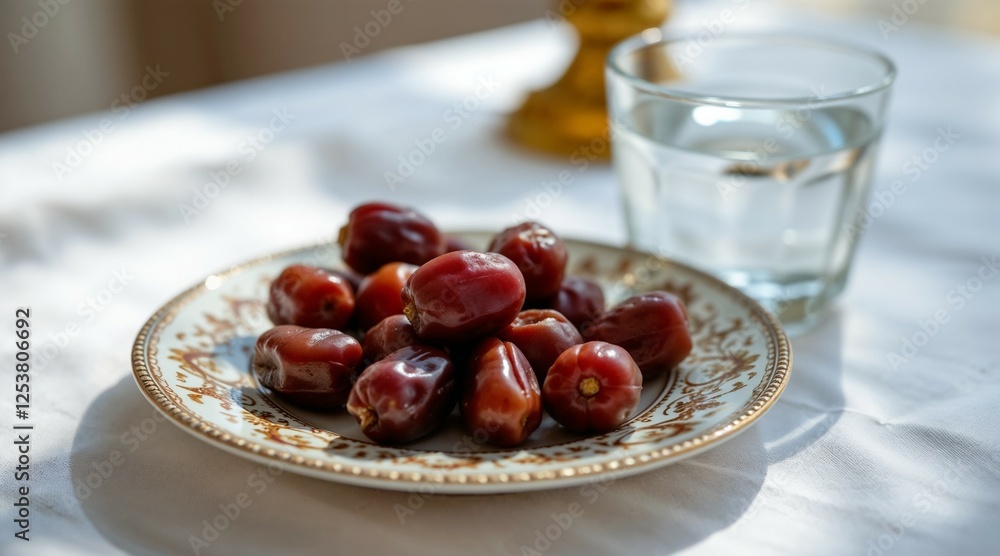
(1, 0, 997, 133)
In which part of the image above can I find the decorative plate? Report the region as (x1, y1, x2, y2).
(131, 233, 791, 494)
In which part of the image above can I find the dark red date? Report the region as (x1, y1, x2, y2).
(338, 202, 445, 274)
(488, 222, 567, 301)
(355, 262, 418, 331)
(548, 276, 605, 331)
(498, 309, 582, 382)
(362, 314, 420, 364)
(347, 345, 457, 444)
(444, 235, 475, 253)
(252, 325, 362, 410)
(542, 341, 642, 432)
(324, 267, 363, 293)
(267, 265, 355, 330)
(460, 338, 542, 447)
(582, 291, 692, 379)
(401, 251, 525, 342)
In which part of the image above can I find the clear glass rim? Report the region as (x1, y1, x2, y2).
(606, 30, 898, 108)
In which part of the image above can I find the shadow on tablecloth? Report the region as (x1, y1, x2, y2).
(69, 374, 770, 556)
(759, 311, 846, 465)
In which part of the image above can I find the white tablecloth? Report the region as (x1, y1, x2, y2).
(2, 2, 1000, 555)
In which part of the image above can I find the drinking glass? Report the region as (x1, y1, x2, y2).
(606, 31, 896, 333)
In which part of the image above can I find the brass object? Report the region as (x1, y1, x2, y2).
(507, 0, 672, 158)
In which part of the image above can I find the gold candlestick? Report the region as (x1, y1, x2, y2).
(507, 0, 671, 158)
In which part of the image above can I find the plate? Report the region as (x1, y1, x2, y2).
(131, 233, 791, 494)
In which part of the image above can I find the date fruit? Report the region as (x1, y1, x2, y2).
(488, 222, 568, 301)
(355, 262, 419, 331)
(252, 325, 362, 409)
(444, 235, 475, 253)
(324, 267, 363, 293)
(542, 341, 642, 433)
(461, 338, 542, 447)
(338, 202, 445, 274)
(499, 309, 582, 382)
(362, 314, 420, 364)
(548, 276, 605, 331)
(582, 291, 692, 379)
(267, 264, 355, 330)
(347, 345, 457, 444)
(401, 251, 525, 342)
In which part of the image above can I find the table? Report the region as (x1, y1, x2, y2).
(2, 2, 999, 555)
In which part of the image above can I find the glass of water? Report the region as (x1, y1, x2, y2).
(606, 31, 896, 333)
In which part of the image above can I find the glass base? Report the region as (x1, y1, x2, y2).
(716, 269, 845, 336)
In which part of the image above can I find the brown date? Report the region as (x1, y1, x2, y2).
(582, 291, 692, 379)
(355, 262, 418, 331)
(542, 341, 642, 432)
(460, 338, 542, 447)
(548, 276, 605, 331)
(347, 345, 457, 444)
(498, 309, 582, 382)
(252, 325, 362, 410)
(338, 202, 445, 274)
(401, 251, 525, 342)
(488, 222, 568, 301)
(267, 264, 355, 330)
(362, 314, 420, 364)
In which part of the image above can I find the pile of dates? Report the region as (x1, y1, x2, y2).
(252, 202, 692, 447)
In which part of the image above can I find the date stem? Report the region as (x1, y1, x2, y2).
(356, 407, 377, 430)
(578, 377, 600, 397)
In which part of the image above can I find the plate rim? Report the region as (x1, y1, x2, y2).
(131, 236, 792, 492)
